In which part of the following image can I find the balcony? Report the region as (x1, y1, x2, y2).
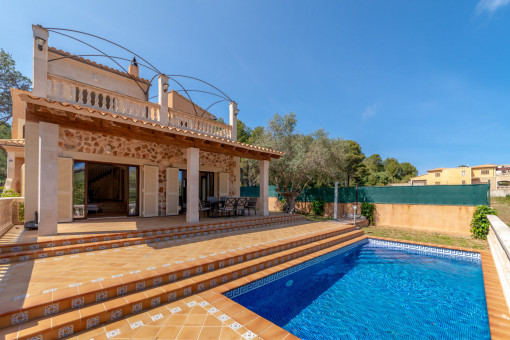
(46, 74, 233, 140)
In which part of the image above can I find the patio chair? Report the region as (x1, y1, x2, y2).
(236, 198, 248, 216)
(245, 197, 257, 216)
(219, 198, 237, 217)
(199, 200, 211, 218)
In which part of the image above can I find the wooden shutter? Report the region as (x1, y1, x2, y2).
(143, 165, 159, 217)
(57, 157, 73, 222)
(219, 172, 230, 198)
(166, 167, 179, 216)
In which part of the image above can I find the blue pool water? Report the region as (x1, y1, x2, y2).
(228, 239, 490, 339)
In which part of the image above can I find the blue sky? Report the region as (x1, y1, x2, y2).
(1, 0, 509, 174)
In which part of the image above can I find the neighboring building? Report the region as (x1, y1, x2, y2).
(410, 164, 510, 193)
(0, 25, 282, 236)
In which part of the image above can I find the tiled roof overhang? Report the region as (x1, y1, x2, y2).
(0, 139, 25, 154)
(48, 47, 151, 85)
(18, 92, 283, 160)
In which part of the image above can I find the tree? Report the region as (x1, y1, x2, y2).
(254, 113, 330, 213)
(236, 119, 252, 144)
(1, 49, 31, 123)
(0, 123, 10, 185)
(383, 157, 400, 179)
(398, 162, 418, 182)
(364, 154, 384, 173)
(342, 140, 365, 187)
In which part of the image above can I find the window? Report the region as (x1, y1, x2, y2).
(462, 180, 466, 185)
(435, 173, 440, 177)
(461, 170, 466, 176)
(435, 182, 440, 185)
(481, 170, 490, 175)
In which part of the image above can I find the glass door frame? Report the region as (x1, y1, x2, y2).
(73, 160, 140, 219)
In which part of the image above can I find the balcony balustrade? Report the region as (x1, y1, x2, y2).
(46, 75, 232, 139)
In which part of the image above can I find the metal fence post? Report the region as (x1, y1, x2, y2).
(334, 181, 338, 220)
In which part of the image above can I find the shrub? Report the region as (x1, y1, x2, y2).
(279, 198, 286, 212)
(311, 199, 325, 216)
(470, 205, 497, 239)
(0, 189, 20, 198)
(361, 202, 375, 225)
(18, 202, 24, 222)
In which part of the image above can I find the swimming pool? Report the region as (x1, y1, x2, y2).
(226, 239, 490, 339)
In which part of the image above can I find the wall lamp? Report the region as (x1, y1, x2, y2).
(35, 37, 46, 51)
(162, 83, 169, 93)
(235, 108, 239, 116)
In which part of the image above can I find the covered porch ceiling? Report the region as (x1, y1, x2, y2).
(18, 92, 283, 161)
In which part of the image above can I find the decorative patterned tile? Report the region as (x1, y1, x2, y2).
(86, 316, 100, 329)
(111, 309, 122, 321)
(71, 296, 84, 308)
(151, 313, 164, 321)
(368, 239, 481, 262)
(230, 322, 241, 330)
(242, 331, 256, 339)
(11, 311, 28, 325)
(58, 324, 74, 338)
(44, 303, 59, 316)
(106, 328, 121, 338)
(132, 302, 143, 313)
(130, 320, 144, 329)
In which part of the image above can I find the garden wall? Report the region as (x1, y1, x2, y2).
(267, 197, 474, 235)
(260, 184, 490, 236)
(0, 197, 24, 238)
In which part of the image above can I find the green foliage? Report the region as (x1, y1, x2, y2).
(311, 199, 325, 216)
(361, 202, 375, 225)
(470, 205, 497, 239)
(0, 123, 10, 185)
(0, 188, 19, 197)
(18, 202, 24, 222)
(1, 48, 32, 123)
(359, 154, 418, 186)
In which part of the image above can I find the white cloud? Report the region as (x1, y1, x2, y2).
(362, 104, 377, 121)
(476, 0, 510, 14)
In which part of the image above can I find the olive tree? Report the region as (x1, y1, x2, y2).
(255, 113, 330, 213)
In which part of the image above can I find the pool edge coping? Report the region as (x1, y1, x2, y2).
(199, 235, 510, 340)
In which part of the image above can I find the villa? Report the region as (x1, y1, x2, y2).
(410, 164, 510, 192)
(0, 25, 282, 236)
(0, 25, 509, 340)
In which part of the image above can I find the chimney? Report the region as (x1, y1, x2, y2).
(128, 57, 139, 78)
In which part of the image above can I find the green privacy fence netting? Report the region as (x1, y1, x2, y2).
(240, 184, 490, 206)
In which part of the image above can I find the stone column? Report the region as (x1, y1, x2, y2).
(259, 159, 270, 216)
(32, 25, 49, 97)
(38, 122, 59, 236)
(3, 152, 16, 190)
(24, 121, 39, 224)
(186, 147, 200, 223)
(229, 102, 238, 141)
(158, 74, 169, 125)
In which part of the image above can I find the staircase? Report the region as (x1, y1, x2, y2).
(0, 215, 305, 264)
(0, 217, 366, 339)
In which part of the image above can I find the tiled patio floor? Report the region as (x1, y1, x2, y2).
(0, 219, 350, 304)
(1, 213, 290, 245)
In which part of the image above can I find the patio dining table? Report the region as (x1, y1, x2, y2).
(206, 198, 225, 218)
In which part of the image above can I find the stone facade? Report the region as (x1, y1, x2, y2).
(58, 128, 237, 216)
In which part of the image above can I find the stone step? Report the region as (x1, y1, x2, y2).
(0, 215, 305, 264)
(0, 215, 303, 255)
(0, 230, 365, 340)
(0, 224, 358, 331)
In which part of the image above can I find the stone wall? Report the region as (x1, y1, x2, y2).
(58, 128, 237, 216)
